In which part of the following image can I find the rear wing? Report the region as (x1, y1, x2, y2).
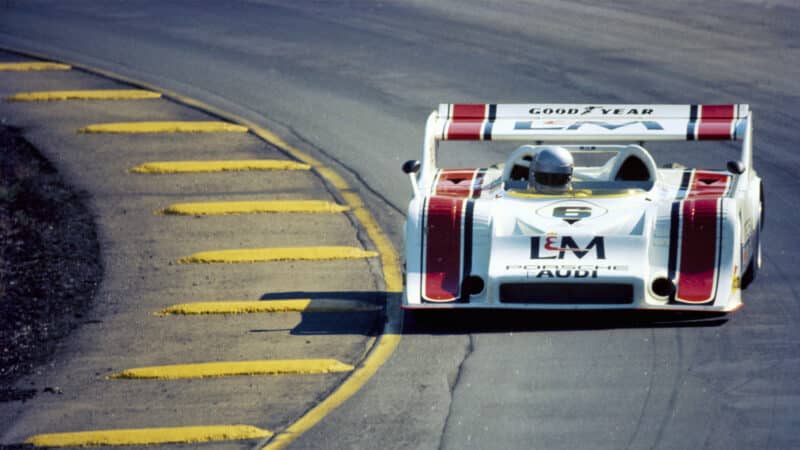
(419, 103, 753, 187)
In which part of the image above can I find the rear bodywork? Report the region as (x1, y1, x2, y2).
(403, 104, 762, 312)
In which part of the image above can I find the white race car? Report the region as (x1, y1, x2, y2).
(402, 104, 762, 312)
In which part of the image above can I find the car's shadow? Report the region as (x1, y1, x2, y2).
(255, 291, 386, 336)
(259, 290, 386, 305)
(254, 291, 727, 336)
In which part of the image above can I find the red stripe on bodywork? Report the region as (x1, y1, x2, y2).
(687, 170, 730, 198)
(676, 198, 719, 302)
(451, 104, 486, 119)
(423, 196, 464, 301)
(675, 171, 729, 303)
(422, 168, 487, 301)
(698, 104, 735, 140)
(472, 169, 486, 198)
(447, 104, 486, 140)
(435, 169, 480, 197)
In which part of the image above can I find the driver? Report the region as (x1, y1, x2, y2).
(529, 146, 574, 194)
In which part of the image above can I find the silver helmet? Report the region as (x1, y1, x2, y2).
(529, 146, 573, 193)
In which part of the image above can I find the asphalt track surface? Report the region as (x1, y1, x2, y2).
(1, 1, 799, 449)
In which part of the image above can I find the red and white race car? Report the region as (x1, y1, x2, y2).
(402, 104, 762, 312)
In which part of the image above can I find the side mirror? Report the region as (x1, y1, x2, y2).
(402, 160, 421, 174)
(402, 160, 421, 194)
(727, 160, 746, 175)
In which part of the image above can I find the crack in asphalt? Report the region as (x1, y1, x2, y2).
(281, 123, 406, 217)
(256, 122, 407, 296)
(438, 334, 475, 450)
(651, 330, 685, 449)
(624, 328, 657, 450)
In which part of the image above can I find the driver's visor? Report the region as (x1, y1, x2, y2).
(534, 172, 572, 187)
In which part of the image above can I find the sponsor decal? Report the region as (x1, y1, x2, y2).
(741, 217, 755, 264)
(505, 263, 628, 279)
(534, 269, 596, 279)
(514, 120, 663, 132)
(441, 104, 742, 142)
(528, 106, 654, 116)
(530, 234, 606, 260)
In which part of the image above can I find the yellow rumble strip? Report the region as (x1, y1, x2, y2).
(130, 160, 310, 173)
(78, 121, 248, 134)
(0, 62, 70, 71)
(161, 200, 349, 215)
(24, 425, 272, 447)
(108, 359, 354, 380)
(156, 299, 382, 316)
(178, 246, 378, 264)
(7, 89, 161, 102)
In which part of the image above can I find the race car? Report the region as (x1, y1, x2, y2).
(402, 104, 762, 312)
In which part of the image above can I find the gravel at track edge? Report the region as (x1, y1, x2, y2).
(0, 125, 102, 403)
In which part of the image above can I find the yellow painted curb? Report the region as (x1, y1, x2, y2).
(7, 89, 161, 102)
(262, 334, 402, 450)
(178, 246, 378, 264)
(78, 121, 248, 134)
(161, 200, 349, 215)
(24, 425, 272, 447)
(0, 62, 70, 71)
(130, 160, 310, 173)
(108, 360, 354, 380)
(156, 299, 382, 316)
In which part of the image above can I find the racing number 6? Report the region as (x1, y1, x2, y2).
(552, 206, 592, 219)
